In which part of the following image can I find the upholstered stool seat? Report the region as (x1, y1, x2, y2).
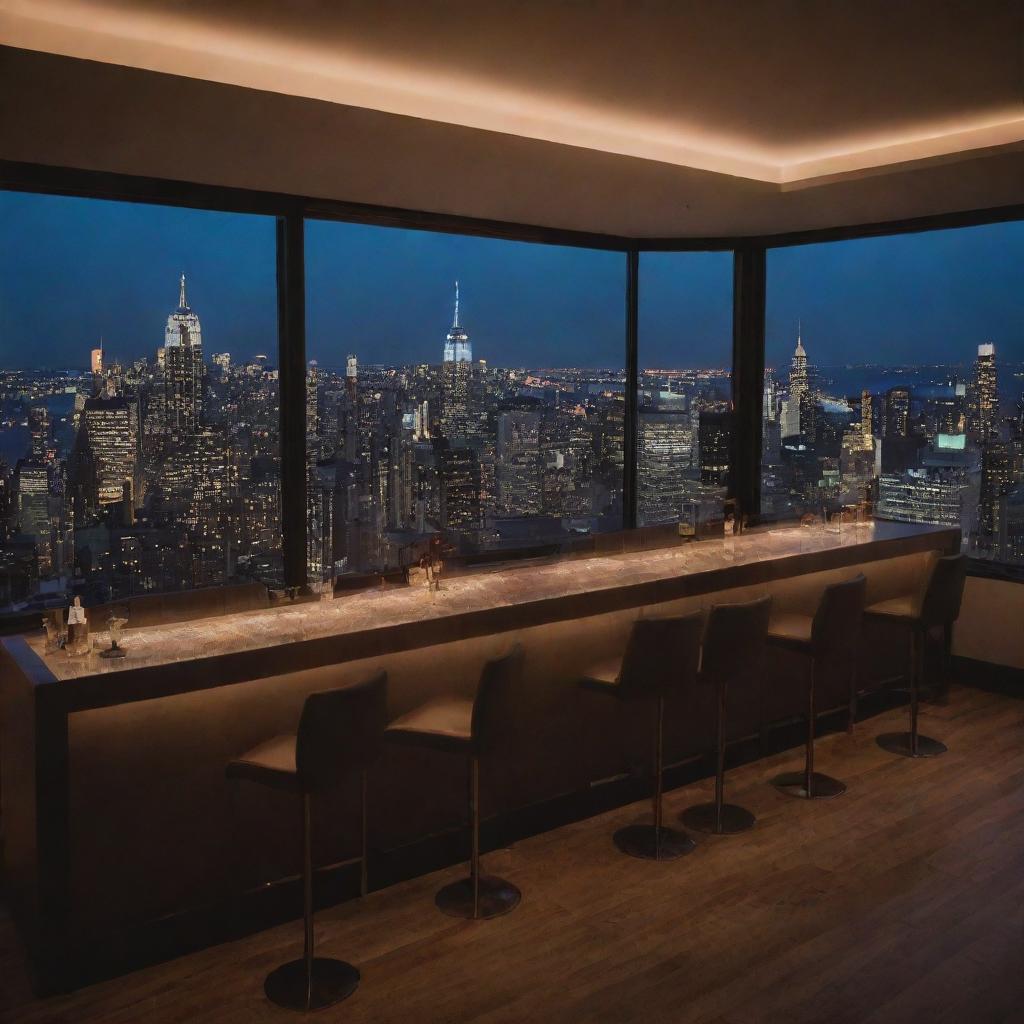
(227, 735, 300, 792)
(579, 658, 628, 691)
(387, 697, 474, 753)
(764, 611, 814, 649)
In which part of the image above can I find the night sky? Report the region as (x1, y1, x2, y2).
(1, 191, 1022, 373)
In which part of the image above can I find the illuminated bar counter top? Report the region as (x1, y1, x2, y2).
(1, 520, 959, 991)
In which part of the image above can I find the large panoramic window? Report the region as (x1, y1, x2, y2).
(762, 223, 1024, 574)
(637, 251, 733, 533)
(304, 220, 625, 580)
(0, 192, 282, 612)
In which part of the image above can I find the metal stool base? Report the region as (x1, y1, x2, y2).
(613, 824, 696, 861)
(435, 875, 521, 920)
(771, 770, 847, 800)
(681, 802, 756, 835)
(876, 732, 947, 758)
(264, 957, 359, 1012)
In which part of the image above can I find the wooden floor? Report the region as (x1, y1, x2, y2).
(3, 684, 1024, 1024)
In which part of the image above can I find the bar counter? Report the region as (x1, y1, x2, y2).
(1, 521, 959, 991)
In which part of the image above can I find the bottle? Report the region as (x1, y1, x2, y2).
(66, 597, 90, 656)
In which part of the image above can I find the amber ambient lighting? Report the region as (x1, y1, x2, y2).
(4, 0, 1024, 185)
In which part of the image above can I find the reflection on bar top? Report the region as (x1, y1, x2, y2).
(24, 522, 944, 682)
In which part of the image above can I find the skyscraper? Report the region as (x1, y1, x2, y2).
(884, 386, 911, 439)
(638, 410, 695, 524)
(442, 281, 472, 363)
(83, 395, 139, 506)
(496, 410, 542, 516)
(162, 273, 204, 434)
(698, 410, 731, 485)
(969, 342, 998, 442)
(29, 404, 50, 461)
(441, 283, 472, 437)
(781, 326, 808, 438)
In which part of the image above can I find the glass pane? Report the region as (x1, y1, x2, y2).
(638, 251, 733, 533)
(763, 223, 1024, 572)
(0, 191, 282, 613)
(304, 221, 625, 582)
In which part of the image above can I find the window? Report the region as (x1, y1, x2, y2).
(304, 220, 625, 580)
(762, 224, 1024, 573)
(638, 251, 733, 533)
(0, 191, 282, 611)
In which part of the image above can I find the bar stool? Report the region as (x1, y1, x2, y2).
(226, 671, 388, 1012)
(386, 645, 524, 920)
(682, 595, 772, 835)
(866, 552, 966, 757)
(766, 574, 866, 799)
(579, 612, 704, 860)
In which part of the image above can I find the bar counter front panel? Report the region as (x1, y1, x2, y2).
(0, 522, 958, 990)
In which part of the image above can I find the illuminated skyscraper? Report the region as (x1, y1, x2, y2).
(346, 354, 358, 402)
(440, 283, 473, 440)
(861, 389, 873, 446)
(13, 460, 54, 574)
(442, 281, 472, 363)
(83, 395, 139, 506)
(885, 386, 911, 438)
(781, 326, 808, 438)
(969, 342, 998, 442)
(496, 410, 542, 516)
(698, 411, 731, 485)
(29, 404, 50, 461)
(638, 410, 695, 524)
(162, 273, 204, 433)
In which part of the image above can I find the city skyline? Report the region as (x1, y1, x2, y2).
(3, 192, 1024, 372)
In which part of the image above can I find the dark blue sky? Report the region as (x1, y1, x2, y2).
(1, 190, 1022, 372)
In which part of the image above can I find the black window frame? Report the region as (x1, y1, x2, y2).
(2, 158, 1023, 591)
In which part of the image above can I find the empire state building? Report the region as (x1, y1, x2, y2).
(162, 273, 204, 434)
(442, 281, 472, 363)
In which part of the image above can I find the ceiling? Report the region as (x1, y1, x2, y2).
(2, 1, 1024, 236)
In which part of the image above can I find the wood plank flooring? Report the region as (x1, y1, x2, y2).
(2, 684, 1023, 1024)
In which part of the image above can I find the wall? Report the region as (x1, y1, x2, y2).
(954, 576, 1024, 670)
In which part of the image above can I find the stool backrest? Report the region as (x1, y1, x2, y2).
(471, 644, 525, 754)
(296, 671, 388, 792)
(920, 552, 967, 627)
(618, 612, 704, 699)
(701, 595, 772, 687)
(811, 573, 866, 659)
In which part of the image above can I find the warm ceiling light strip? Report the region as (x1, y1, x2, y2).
(3, 0, 1024, 186)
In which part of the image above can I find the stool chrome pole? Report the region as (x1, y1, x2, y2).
(772, 660, 846, 799)
(613, 696, 696, 860)
(263, 794, 360, 1012)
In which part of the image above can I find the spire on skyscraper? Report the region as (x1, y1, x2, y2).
(178, 273, 188, 312)
(442, 281, 471, 363)
(794, 319, 806, 358)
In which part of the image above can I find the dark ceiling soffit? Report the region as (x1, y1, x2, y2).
(3, 159, 1024, 252)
